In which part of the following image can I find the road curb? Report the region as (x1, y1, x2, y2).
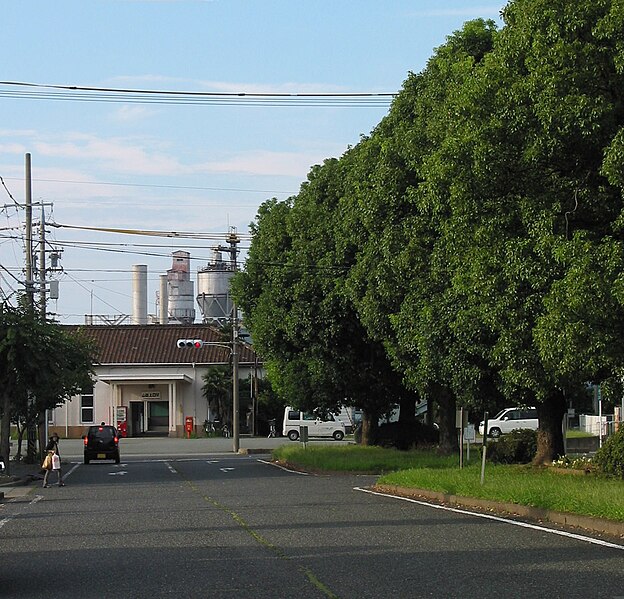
(373, 484, 624, 539)
(0, 475, 34, 488)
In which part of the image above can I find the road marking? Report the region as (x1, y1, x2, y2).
(63, 463, 80, 481)
(219, 467, 235, 473)
(164, 462, 177, 474)
(108, 471, 128, 476)
(0, 495, 44, 530)
(354, 487, 624, 551)
(257, 459, 309, 475)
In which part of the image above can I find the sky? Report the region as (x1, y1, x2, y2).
(0, 1, 505, 324)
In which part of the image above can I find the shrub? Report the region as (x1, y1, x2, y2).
(374, 421, 439, 451)
(487, 428, 537, 464)
(594, 429, 624, 478)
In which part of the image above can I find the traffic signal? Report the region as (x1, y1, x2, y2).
(176, 339, 205, 349)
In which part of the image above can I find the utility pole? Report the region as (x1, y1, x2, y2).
(227, 229, 241, 453)
(39, 203, 46, 320)
(24, 153, 38, 462)
(24, 153, 34, 312)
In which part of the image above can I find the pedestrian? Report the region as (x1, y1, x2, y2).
(42, 433, 64, 487)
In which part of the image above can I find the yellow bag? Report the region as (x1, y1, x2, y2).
(42, 454, 52, 470)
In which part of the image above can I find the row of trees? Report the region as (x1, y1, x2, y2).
(0, 304, 95, 475)
(232, 0, 624, 462)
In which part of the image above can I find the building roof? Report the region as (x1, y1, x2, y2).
(64, 324, 257, 366)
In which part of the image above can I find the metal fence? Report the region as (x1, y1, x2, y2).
(578, 414, 623, 439)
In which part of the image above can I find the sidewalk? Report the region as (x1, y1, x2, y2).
(0, 459, 42, 501)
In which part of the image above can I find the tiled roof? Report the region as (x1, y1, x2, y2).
(63, 324, 257, 366)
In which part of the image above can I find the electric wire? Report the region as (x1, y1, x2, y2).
(0, 81, 396, 108)
(0, 176, 20, 207)
(1, 175, 296, 196)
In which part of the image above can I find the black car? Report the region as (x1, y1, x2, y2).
(83, 425, 121, 464)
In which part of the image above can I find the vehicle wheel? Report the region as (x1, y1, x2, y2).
(333, 430, 344, 441)
(115, 454, 121, 464)
(84, 457, 90, 465)
(287, 430, 299, 441)
(489, 427, 502, 438)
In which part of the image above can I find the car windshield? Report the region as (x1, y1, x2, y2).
(492, 409, 508, 420)
(89, 427, 115, 439)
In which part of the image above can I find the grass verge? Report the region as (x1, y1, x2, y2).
(272, 444, 624, 522)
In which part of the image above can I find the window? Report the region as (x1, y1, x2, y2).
(81, 389, 94, 424)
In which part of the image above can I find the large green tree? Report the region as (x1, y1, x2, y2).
(232, 158, 410, 444)
(339, 19, 500, 452)
(0, 306, 95, 473)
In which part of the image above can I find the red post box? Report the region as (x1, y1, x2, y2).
(117, 421, 128, 438)
(185, 416, 194, 439)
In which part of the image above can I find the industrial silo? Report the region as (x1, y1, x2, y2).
(167, 251, 196, 324)
(196, 249, 234, 325)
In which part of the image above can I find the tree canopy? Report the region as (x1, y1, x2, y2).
(233, 0, 624, 460)
(0, 305, 95, 472)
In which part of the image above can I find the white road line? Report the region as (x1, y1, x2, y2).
(164, 461, 177, 474)
(62, 463, 80, 481)
(257, 459, 309, 475)
(354, 487, 624, 551)
(0, 495, 44, 530)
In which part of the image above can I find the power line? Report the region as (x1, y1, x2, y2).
(0, 176, 20, 207)
(49, 221, 252, 239)
(1, 175, 296, 196)
(0, 81, 397, 108)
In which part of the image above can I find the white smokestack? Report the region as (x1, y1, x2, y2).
(132, 264, 148, 325)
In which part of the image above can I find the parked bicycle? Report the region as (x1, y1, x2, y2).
(204, 419, 230, 437)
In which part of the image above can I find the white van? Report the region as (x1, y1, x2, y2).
(478, 407, 539, 438)
(282, 408, 346, 441)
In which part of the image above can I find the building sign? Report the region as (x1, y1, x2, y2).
(116, 406, 127, 423)
(141, 391, 161, 399)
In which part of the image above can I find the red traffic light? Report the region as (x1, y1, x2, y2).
(176, 339, 205, 349)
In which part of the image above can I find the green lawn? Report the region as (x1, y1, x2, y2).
(272, 445, 624, 521)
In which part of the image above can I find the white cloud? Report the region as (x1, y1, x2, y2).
(2, 127, 341, 185)
(0, 142, 28, 155)
(111, 105, 159, 123)
(33, 134, 190, 176)
(103, 75, 352, 95)
(200, 150, 333, 178)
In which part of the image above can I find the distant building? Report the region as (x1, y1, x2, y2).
(49, 324, 259, 438)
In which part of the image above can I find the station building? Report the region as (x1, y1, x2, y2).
(49, 324, 258, 439)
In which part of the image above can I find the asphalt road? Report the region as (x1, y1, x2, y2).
(1, 441, 623, 598)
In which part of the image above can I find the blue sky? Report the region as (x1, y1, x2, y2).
(0, 1, 504, 323)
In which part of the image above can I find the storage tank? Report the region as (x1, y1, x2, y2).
(167, 251, 195, 324)
(196, 249, 234, 325)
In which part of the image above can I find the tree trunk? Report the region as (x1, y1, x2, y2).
(433, 383, 458, 455)
(398, 393, 417, 428)
(1, 391, 12, 476)
(533, 390, 566, 465)
(360, 410, 378, 446)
